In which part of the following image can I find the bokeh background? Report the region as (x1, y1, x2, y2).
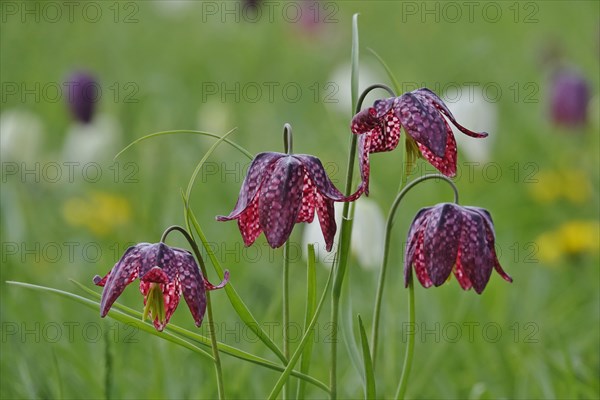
(1, 1, 598, 399)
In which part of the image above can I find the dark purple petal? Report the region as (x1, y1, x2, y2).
(404, 207, 431, 287)
(258, 156, 304, 248)
(414, 88, 488, 138)
(470, 208, 513, 283)
(373, 98, 395, 118)
(217, 152, 282, 221)
(314, 193, 336, 252)
(396, 92, 448, 158)
(424, 204, 462, 286)
(139, 243, 175, 281)
(457, 209, 494, 294)
(417, 119, 457, 177)
(174, 249, 207, 327)
(97, 245, 144, 317)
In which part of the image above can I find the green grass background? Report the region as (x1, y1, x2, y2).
(1, 1, 599, 399)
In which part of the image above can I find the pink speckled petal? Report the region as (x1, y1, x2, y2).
(315, 193, 337, 252)
(404, 207, 433, 288)
(296, 173, 316, 223)
(417, 118, 457, 177)
(351, 107, 379, 135)
(294, 154, 360, 201)
(424, 204, 463, 286)
(396, 92, 448, 158)
(237, 196, 263, 247)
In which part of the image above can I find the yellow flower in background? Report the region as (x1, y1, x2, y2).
(536, 220, 600, 265)
(63, 191, 131, 236)
(529, 169, 592, 204)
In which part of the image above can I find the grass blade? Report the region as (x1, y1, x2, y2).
(267, 258, 335, 400)
(183, 201, 287, 364)
(296, 244, 317, 399)
(114, 129, 253, 160)
(6, 281, 214, 360)
(358, 315, 376, 400)
(70, 280, 329, 393)
(366, 48, 401, 95)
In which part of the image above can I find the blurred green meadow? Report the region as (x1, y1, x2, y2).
(1, 1, 599, 399)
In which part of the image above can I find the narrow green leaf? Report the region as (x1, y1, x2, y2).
(358, 315, 376, 400)
(183, 202, 288, 364)
(351, 13, 360, 114)
(70, 280, 329, 393)
(6, 281, 214, 360)
(267, 259, 335, 400)
(114, 129, 253, 160)
(341, 272, 364, 380)
(296, 244, 317, 399)
(366, 48, 401, 95)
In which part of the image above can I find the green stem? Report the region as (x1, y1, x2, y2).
(283, 240, 291, 400)
(161, 225, 226, 400)
(370, 174, 458, 375)
(395, 279, 415, 400)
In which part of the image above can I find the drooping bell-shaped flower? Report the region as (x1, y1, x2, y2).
(550, 68, 590, 129)
(404, 203, 512, 294)
(351, 88, 488, 193)
(94, 242, 228, 331)
(65, 71, 99, 124)
(217, 152, 362, 251)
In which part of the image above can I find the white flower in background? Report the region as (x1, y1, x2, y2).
(302, 197, 385, 269)
(0, 109, 45, 242)
(197, 100, 231, 135)
(0, 109, 44, 163)
(327, 62, 382, 115)
(443, 87, 498, 163)
(62, 114, 122, 164)
(152, 0, 194, 17)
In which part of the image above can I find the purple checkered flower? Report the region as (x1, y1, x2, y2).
(550, 68, 590, 128)
(217, 152, 361, 251)
(65, 71, 99, 124)
(93, 243, 228, 331)
(404, 203, 512, 294)
(351, 88, 488, 193)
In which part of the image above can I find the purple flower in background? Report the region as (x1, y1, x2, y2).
(351, 88, 488, 192)
(94, 243, 228, 331)
(404, 203, 512, 294)
(65, 71, 99, 124)
(217, 152, 361, 251)
(550, 68, 590, 128)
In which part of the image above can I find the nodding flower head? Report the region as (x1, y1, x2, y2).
(217, 152, 362, 251)
(65, 71, 99, 124)
(351, 88, 488, 193)
(93, 242, 228, 331)
(404, 203, 512, 294)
